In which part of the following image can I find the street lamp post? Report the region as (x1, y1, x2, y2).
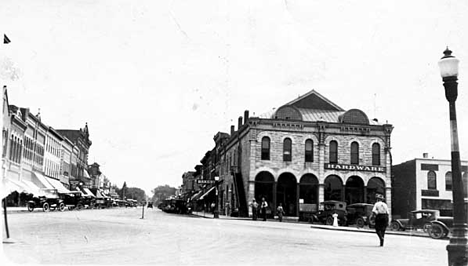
(438, 48, 468, 266)
(214, 176, 220, 218)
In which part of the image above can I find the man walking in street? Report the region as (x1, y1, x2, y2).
(372, 193, 389, 247)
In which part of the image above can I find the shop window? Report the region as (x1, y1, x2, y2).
(261, 137, 270, 160)
(283, 138, 292, 162)
(329, 141, 338, 164)
(351, 142, 359, 165)
(372, 143, 380, 166)
(305, 139, 313, 162)
(428, 171, 437, 190)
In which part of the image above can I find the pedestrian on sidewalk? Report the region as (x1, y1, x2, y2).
(260, 197, 268, 221)
(276, 203, 285, 222)
(250, 199, 259, 220)
(371, 193, 389, 247)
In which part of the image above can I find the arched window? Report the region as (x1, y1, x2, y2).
(329, 141, 338, 164)
(372, 143, 380, 166)
(261, 137, 270, 160)
(305, 139, 313, 162)
(428, 171, 437, 190)
(351, 142, 359, 165)
(283, 138, 292, 161)
(445, 172, 452, 191)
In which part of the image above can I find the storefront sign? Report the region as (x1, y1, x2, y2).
(196, 179, 216, 184)
(325, 163, 385, 172)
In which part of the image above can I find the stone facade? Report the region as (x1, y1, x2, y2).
(217, 90, 393, 219)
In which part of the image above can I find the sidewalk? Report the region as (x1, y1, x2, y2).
(191, 211, 431, 238)
(3, 206, 30, 212)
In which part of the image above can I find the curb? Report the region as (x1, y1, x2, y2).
(191, 212, 432, 238)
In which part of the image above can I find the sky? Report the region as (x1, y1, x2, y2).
(1, 0, 467, 196)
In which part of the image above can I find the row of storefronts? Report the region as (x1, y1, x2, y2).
(2, 86, 118, 206)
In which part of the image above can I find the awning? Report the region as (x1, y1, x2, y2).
(94, 189, 105, 198)
(190, 191, 203, 201)
(32, 172, 54, 189)
(46, 177, 71, 194)
(82, 188, 95, 197)
(83, 170, 91, 179)
(1, 177, 44, 197)
(199, 186, 216, 200)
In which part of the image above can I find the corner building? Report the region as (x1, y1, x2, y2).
(219, 90, 393, 219)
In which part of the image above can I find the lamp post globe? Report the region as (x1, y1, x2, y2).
(438, 48, 468, 266)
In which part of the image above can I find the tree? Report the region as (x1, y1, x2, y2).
(121, 182, 127, 199)
(125, 187, 146, 203)
(151, 185, 177, 205)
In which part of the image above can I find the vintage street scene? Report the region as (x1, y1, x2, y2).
(1, 0, 468, 265)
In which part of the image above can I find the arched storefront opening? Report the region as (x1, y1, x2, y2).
(254, 172, 274, 212)
(299, 174, 318, 221)
(324, 175, 343, 201)
(277, 173, 297, 216)
(367, 177, 386, 203)
(345, 176, 364, 204)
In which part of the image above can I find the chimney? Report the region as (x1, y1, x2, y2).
(238, 116, 243, 130)
(21, 107, 29, 122)
(244, 110, 249, 124)
(423, 153, 428, 159)
(230, 125, 235, 135)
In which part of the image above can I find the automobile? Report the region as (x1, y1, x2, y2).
(59, 191, 87, 210)
(390, 209, 449, 234)
(346, 203, 375, 228)
(27, 189, 65, 212)
(427, 215, 454, 239)
(312, 200, 348, 226)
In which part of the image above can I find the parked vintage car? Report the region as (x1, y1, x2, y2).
(346, 203, 375, 228)
(59, 191, 87, 210)
(312, 201, 348, 225)
(27, 189, 65, 212)
(390, 209, 452, 237)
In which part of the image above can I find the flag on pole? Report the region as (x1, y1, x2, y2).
(4, 34, 11, 44)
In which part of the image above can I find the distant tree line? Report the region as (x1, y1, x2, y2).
(112, 182, 147, 203)
(151, 185, 177, 205)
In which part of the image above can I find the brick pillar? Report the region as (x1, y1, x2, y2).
(318, 184, 325, 204)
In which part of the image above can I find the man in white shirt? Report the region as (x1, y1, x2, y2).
(372, 193, 389, 247)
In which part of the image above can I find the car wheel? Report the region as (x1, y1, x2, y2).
(58, 203, 65, 212)
(27, 203, 34, 212)
(429, 223, 447, 239)
(326, 216, 334, 225)
(390, 221, 400, 231)
(42, 202, 50, 212)
(356, 217, 365, 228)
(77, 204, 83, 210)
(423, 223, 432, 233)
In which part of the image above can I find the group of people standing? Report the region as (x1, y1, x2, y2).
(250, 198, 285, 222)
(249, 193, 389, 247)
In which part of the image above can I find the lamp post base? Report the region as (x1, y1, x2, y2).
(213, 210, 219, 219)
(447, 243, 468, 266)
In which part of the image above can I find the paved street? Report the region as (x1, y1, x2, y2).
(2, 207, 448, 265)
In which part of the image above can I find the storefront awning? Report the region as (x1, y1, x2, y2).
(190, 191, 203, 201)
(83, 170, 91, 179)
(1, 176, 44, 197)
(82, 188, 96, 197)
(32, 172, 54, 189)
(46, 177, 71, 194)
(199, 186, 216, 200)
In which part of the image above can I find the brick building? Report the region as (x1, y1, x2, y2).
(392, 155, 468, 218)
(215, 90, 393, 219)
